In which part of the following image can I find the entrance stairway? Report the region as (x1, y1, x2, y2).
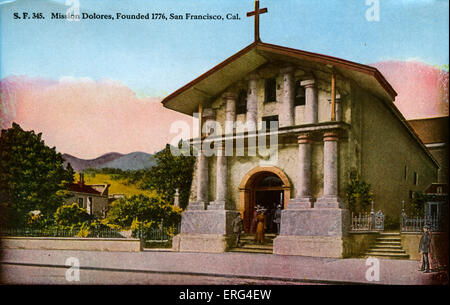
(228, 233, 276, 254)
(364, 232, 410, 259)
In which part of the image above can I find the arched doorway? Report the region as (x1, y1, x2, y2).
(238, 167, 291, 233)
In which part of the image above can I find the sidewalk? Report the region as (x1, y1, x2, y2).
(0, 248, 447, 285)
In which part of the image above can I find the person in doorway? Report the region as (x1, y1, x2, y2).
(255, 209, 267, 244)
(231, 213, 243, 247)
(418, 224, 431, 273)
(274, 204, 282, 234)
(250, 205, 260, 234)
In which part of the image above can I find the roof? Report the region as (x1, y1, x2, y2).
(424, 183, 448, 195)
(407, 117, 449, 145)
(68, 183, 102, 195)
(162, 41, 397, 115)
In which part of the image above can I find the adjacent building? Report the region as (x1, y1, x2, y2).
(66, 173, 110, 218)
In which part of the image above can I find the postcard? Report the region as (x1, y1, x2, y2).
(0, 0, 448, 295)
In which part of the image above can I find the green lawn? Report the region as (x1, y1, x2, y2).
(81, 173, 156, 198)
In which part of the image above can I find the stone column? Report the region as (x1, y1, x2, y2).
(202, 108, 216, 136)
(246, 74, 259, 132)
(224, 92, 237, 135)
(335, 94, 342, 122)
(316, 131, 344, 208)
(210, 143, 227, 210)
(189, 149, 208, 210)
(288, 133, 314, 209)
(328, 94, 342, 121)
(280, 66, 295, 127)
(301, 79, 317, 125)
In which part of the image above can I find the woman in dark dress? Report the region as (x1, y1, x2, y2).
(255, 210, 267, 244)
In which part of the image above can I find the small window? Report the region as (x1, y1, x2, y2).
(294, 80, 305, 106)
(409, 190, 414, 199)
(437, 186, 443, 194)
(264, 78, 277, 103)
(262, 115, 279, 130)
(78, 197, 84, 208)
(413, 172, 419, 186)
(236, 89, 247, 115)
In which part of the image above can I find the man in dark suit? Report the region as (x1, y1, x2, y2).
(231, 213, 243, 247)
(419, 224, 431, 273)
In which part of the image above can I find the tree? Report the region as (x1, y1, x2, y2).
(0, 123, 74, 226)
(140, 142, 195, 209)
(106, 194, 181, 230)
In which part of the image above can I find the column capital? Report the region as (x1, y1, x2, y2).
(245, 73, 260, 81)
(222, 91, 238, 100)
(202, 108, 215, 119)
(297, 133, 311, 144)
(280, 65, 295, 74)
(323, 131, 339, 142)
(300, 79, 315, 88)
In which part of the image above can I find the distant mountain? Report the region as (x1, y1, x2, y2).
(63, 152, 155, 171)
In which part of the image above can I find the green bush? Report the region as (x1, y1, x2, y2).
(345, 171, 373, 213)
(54, 203, 94, 226)
(106, 194, 181, 230)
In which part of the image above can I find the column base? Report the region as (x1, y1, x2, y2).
(274, 208, 350, 257)
(273, 235, 349, 258)
(187, 201, 207, 210)
(279, 208, 349, 236)
(315, 196, 345, 209)
(172, 233, 235, 253)
(208, 201, 225, 210)
(173, 208, 240, 253)
(287, 197, 315, 209)
(179, 209, 240, 235)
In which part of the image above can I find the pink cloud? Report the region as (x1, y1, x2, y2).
(1, 60, 448, 158)
(0, 76, 193, 158)
(372, 61, 448, 119)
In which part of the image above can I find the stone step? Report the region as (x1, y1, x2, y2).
(379, 232, 401, 236)
(241, 234, 277, 239)
(377, 240, 401, 243)
(239, 244, 273, 251)
(372, 244, 403, 249)
(364, 252, 410, 259)
(377, 237, 402, 242)
(228, 248, 273, 254)
(366, 248, 407, 254)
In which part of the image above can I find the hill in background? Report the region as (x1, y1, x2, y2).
(63, 151, 156, 172)
(80, 173, 156, 198)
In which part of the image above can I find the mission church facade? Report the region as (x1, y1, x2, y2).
(162, 1, 438, 257)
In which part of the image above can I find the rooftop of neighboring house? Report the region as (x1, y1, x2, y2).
(68, 173, 110, 196)
(408, 116, 449, 145)
(424, 183, 448, 195)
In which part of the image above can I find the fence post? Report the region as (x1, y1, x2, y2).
(370, 200, 375, 230)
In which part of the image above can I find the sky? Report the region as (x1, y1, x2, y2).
(0, 0, 448, 158)
(1, 0, 448, 95)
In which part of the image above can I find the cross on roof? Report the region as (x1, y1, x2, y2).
(247, 0, 268, 42)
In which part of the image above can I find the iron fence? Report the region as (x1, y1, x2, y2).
(350, 210, 384, 232)
(0, 227, 125, 238)
(133, 226, 179, 243)
(401, 215, 442, 232)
